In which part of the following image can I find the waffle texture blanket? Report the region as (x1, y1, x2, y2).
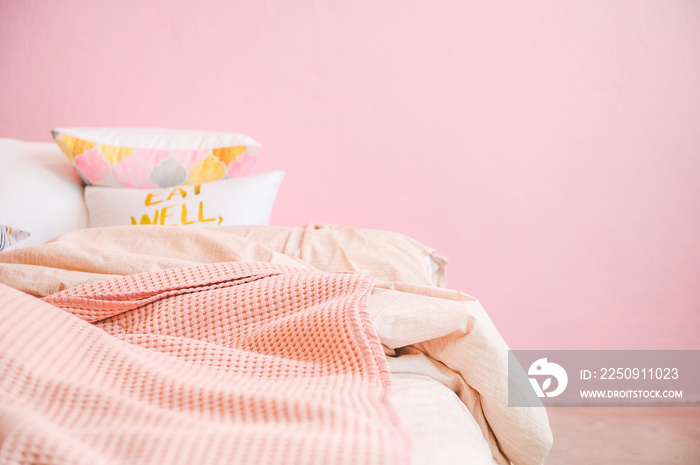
(0, 261, 411, 465)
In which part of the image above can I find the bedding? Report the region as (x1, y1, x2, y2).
(0, 225, 552, 465)
(0, 262, 409, 465)
(216, 224, 449, 288)
(52, 127, 260, 188)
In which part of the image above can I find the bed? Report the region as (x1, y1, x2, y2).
(0, 133, 552, 465)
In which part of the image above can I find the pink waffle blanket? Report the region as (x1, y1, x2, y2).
(0, 261, 411, 465)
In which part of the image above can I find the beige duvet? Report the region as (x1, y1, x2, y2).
(0, 224, 552, 465)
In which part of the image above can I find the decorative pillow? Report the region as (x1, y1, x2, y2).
(0, 225, 31, 251)
(52, 127, 261, 188)
(84, 171, 285, 228)
(0, 137, 89, 247)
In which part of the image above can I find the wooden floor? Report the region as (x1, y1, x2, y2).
(544, 406, 700, 464)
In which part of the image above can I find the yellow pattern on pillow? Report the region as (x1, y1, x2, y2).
(56, 134, 96, 162)
(98, 145, 134, 165)
(189, 154, 226, 184)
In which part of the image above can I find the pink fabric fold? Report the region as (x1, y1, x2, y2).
(0, 262, 411, 465)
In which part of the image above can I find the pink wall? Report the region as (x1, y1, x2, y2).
(1, 1, 699, 350)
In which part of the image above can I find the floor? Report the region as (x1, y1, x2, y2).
(544, 406, 700, 464)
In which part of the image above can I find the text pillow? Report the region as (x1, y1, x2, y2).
(84, 171, 284, 228)
(53, 127, 261, 188)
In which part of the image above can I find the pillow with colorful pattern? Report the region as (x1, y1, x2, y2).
(52, 127, 261, 188)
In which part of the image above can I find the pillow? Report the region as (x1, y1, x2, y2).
(0, 225, 31, 251)
(0, 137, 89, 247)
(52, 127, 261, 188)
(85, 171, 285, 228)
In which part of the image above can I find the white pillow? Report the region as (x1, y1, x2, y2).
(0, 138, 89, 247)
(85, 171, 285, 228)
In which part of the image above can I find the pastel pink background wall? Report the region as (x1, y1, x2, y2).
(1, 1, 699, 350)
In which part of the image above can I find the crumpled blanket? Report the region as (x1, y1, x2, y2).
(0, 261, 411, 465)
(0, 225, 552, 465)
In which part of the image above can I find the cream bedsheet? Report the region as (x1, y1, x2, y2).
(0, 225, 552, 465)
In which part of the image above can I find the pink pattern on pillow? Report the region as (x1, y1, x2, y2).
(227, 152, 255, 178)
(173, 149, 212, 169)
(112, 154, 150, 188)
(74, 149, 110, 184)
(132, 148, 172, 167)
